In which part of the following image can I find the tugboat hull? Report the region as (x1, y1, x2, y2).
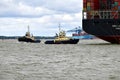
(18, 37, 41, 43)
(45, 39, 79, 44)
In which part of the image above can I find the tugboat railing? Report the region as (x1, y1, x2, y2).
(83, 10, 120, 19)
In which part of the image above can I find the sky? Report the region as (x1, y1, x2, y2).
(0, 0, 83, 36)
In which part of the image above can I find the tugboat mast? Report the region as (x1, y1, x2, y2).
(58, 23, 61, 33)
(28, 25, 30, 33)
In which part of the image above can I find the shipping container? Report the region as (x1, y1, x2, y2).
(93, 0, 99, 10)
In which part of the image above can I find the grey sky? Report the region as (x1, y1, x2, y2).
(0, 0, 83, 36)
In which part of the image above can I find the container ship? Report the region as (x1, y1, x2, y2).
(83, 0, 120, 43)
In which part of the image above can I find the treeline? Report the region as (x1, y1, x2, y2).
(0, 36, 55, 39)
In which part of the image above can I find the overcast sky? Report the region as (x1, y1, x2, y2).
(0, 0, 83, 36)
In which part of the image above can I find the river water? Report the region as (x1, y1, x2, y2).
(0, 39, 120, 80)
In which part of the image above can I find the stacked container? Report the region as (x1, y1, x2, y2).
(83, 0, 120, 19)
(83, 0, 87, 11)
(93, 0, 99, 10)
(83, 0, 99, 11)
(83, 0, 99, 19)
(83, 0, 100, 19)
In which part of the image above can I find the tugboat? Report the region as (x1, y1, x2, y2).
(67, 27, 94, 39)
(18, 26, 41, 43)
(45, 25, 79, 44)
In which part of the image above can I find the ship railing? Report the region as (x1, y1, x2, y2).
(83, 10, 120, 19)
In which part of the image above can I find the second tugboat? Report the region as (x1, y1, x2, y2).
(45, 25, 79, 44)
(18, 26, 41, 43)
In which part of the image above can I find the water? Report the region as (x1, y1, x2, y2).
(0, 39, 120, 80)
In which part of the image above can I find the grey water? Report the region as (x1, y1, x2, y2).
(0, 39, 120, 80)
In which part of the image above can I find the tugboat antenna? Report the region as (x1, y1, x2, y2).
(58, 23, 61, 32)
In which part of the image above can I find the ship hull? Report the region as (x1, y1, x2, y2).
(45, 39, 79, 44)
(83, 19, 120, 43)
